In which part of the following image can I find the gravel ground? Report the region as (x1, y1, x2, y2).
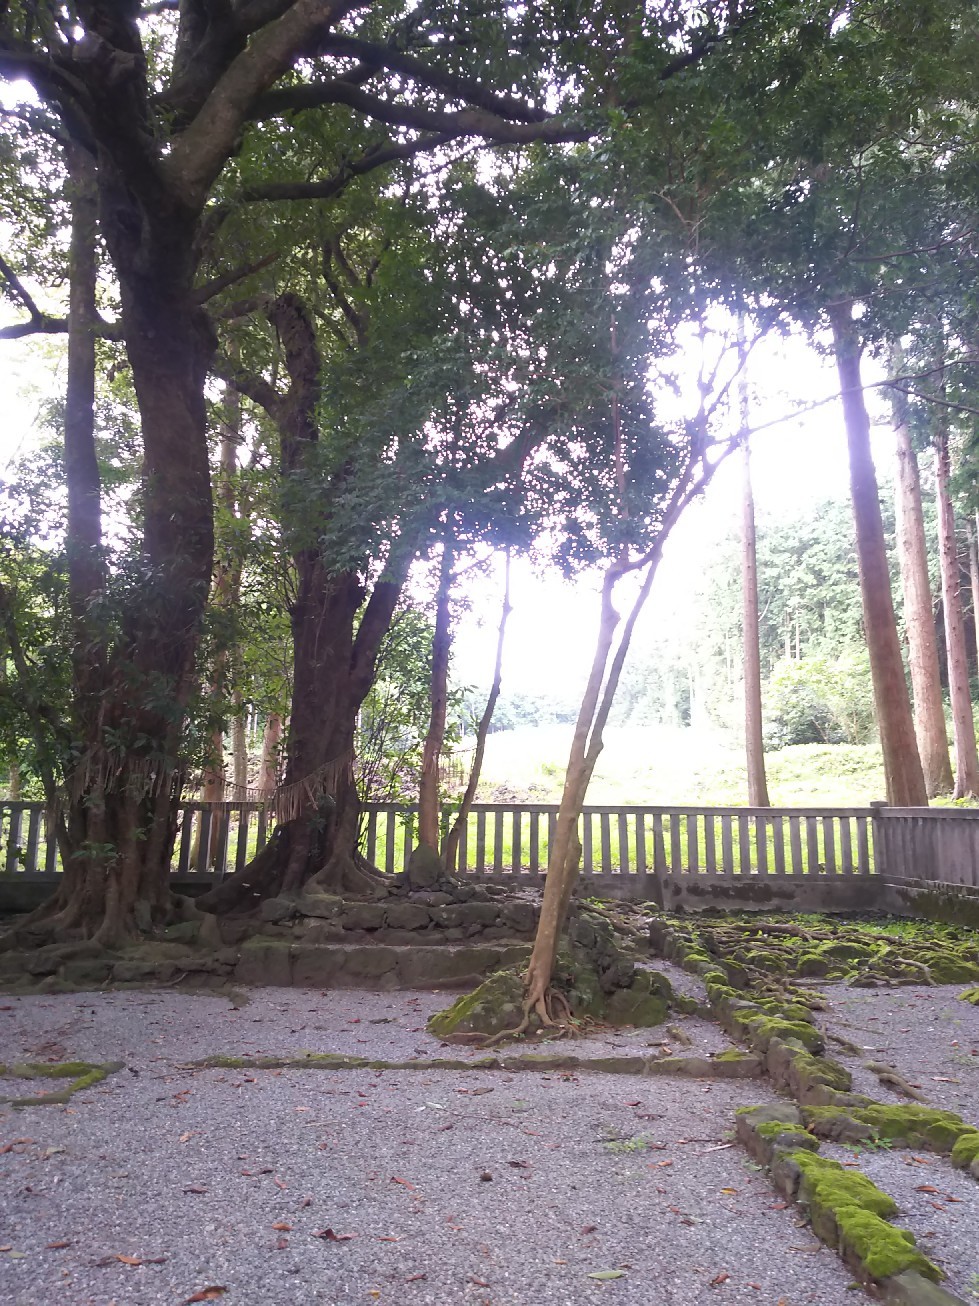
(820, 1141, 979, 1301)
(812, 982, 979, 1119)
(1, 986, 866, 1306)
(0, 972, 735, 1068)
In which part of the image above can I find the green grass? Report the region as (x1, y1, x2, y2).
(472, 725, 886, 807)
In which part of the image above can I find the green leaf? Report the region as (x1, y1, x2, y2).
(586, 1269, 627, 1280)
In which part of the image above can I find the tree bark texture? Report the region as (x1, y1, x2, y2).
(741, 438, 770, 807)
(969, 518, 979, 679)
(418, 534, 454, 851)
(828, 304, 927, 808)
(891, 366, 952, 796)
(57, 192, 217, 942)
(933, 414, 979, 798)
(258, 715, 284, 797)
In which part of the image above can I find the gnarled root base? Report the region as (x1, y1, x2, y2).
(0, 882, 178, 952)
(481, 984, 576, 1048)
(197, 818, 388, 917)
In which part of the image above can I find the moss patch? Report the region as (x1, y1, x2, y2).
(426, 968, 528, 1039)
(791, 1151, 941, 1283)
(949, 1130, 979, 1169)
(0, 1059, 125, 1107)
(802, 1103, 976, 1155)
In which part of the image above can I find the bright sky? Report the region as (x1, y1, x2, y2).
(0, 314, 896, 705)
(454, 329, 896, 700)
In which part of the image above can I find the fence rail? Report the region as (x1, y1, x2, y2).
(2, 799, 978, 896)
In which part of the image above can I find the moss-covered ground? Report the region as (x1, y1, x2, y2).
(0, 1059, 125, 1107)
(650, 910, 979, 991)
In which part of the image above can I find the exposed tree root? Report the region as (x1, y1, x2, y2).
(479, 984, 579, 1049)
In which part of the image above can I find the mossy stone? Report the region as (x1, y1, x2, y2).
(920, 954, 979, 985)
(836, 1208, 941, 1283)
(426, 969, 527, 1039)
(950, 1130, 979, 1169)
(605, 973, 668, 1028)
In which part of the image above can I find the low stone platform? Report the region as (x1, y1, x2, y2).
(0, 939, 535, 994)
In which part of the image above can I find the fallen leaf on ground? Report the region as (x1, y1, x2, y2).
(183, 1186, 207, 1194)
(581, 1225, 598, 1235)
(710, 1272, 730, 1286)
(405, 1273, 427, 1282)
(271, 1222, 292, 1231)
(45, 1241, 71, 1249)
(916, 1185, 939, 1193)
(183, 1288, 228, 1303)
(391, 1176, 415, 1189)
(178, 1132, 197, 1143)
(0, 1139, 33, 1154)
(506, 1159, 530, 1169)
(312, 1229, 356, 1241)
(588, 1269, 627, 1280)
(468, 1276, 490, 1287)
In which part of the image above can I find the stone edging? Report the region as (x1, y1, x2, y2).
(177, 1049, 763, 1078)
(649, 917, 978, 1305)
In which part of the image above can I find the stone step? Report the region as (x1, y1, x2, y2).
(233, 939, 533, 990)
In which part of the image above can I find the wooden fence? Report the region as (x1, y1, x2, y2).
(2, 798, 978, 903)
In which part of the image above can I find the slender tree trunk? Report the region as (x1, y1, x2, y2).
(933, 412, 979, 798)
(969, 519, 979, 679)
(444, 553, 512, 873)
(232, 687, 249, 791)
(7, 760, 21, 801)
(418, 532, 454, 851)
(828, 303, 927, 808)
(741, 427, 770, 806)
(258, 715, 283, 797)
(890, 355, 953, 796)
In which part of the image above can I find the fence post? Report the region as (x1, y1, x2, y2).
(869, 801, 888, 878)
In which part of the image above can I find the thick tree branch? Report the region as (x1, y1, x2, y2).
(163, 0, 367, 206)
(211, 351, 282, 420)
(261, 33, 550, 124)
(253, 77, 586, 145)
(241, 131, 452, 202)
(194, 251, 278, 302)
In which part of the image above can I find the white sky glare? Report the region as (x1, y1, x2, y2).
(1, 311, 894, 706)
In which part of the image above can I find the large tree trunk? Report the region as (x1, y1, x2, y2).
(933, 411, 979, 798)
(891, 359, 953, 796)
(741, 436, 770, 807)
(828, 304, 927, 808)
(9, 154, 213, 946)
(418, 532, 454, 851)
(198, 294, 412, 912)
(444, 553, 512, 872)
(50, 192, 216, 943)
(199, 557, 409, 911)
